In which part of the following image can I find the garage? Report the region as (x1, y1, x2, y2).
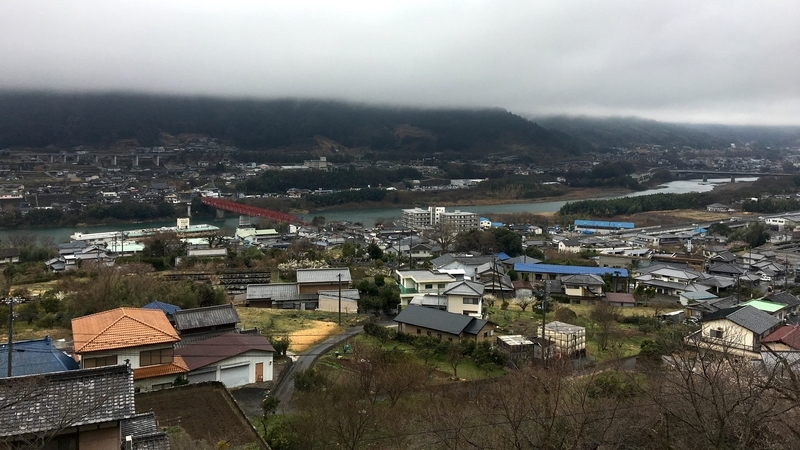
(189, 368, 217, 384)
(220, 363, 250, 387)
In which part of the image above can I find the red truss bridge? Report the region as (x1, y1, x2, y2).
(201, 196, 307, 225)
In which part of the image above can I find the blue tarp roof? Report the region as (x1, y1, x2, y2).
(514, 263, 628, 277)
(0, 336, 79, 377)
(495, 252, 511, 261)
(574, 219, 635, 229)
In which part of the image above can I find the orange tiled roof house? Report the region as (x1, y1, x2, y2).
(71, 307, 188, 392)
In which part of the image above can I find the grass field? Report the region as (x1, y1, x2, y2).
(236, 307, 368, 353)
(487, 301, 684, 362)
(316, 333, 506, 382)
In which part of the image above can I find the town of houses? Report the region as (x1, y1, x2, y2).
(6, 140, 800, 447)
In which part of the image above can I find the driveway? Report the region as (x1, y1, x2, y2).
(272, 325, 364, 413)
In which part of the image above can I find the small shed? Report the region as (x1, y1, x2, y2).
(604, 292, 636, 307)
(544, 321, 586, 358)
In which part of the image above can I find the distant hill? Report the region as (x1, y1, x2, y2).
(0, 92, 580, 160)
(535, 115, 800, 151)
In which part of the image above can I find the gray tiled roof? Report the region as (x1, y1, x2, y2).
(121, 411, 158, 438)
(443, 280, 484, 296)
(296, 268, 351, 284)
(173, 304, 240, 331)
(703, 305, 781, 335)
(766, 292, 800, 307)
(561, 274, 605, 286)
(0, 364, 134, 438)
(394, 305, 474, 336)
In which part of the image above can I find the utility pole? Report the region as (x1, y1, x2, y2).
(541, 281, 548, 369)
(6, 299, 13, 378)
(338, 273, 342, 326)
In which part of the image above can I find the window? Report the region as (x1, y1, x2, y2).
(438, 284, 445, 289)
(425, 284, 433, 289)
(448, 337, 453, 342)
(463, 298, 479, 305)
(83, 355, 117, 368)
(140, 348, 174, 366)
(416, 328, 421, 335)
(426, 331, 431, 336)
(710, 328, 724, 339)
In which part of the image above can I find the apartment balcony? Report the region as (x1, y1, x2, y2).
(398, 286, 418, 295)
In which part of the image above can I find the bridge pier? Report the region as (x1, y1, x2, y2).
(731, 176, 735, 183)
(112, 155, 117, 166)
(239, 215, 251, 227)
(216, 208, 225, 219)
(703, 174, 707, 182)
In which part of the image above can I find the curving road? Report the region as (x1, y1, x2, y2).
(272, 325, 364, 413)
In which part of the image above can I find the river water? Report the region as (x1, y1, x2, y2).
(0, 177, 755, 243)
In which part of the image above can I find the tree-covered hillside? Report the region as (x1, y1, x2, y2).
(0, 92, 580, 160)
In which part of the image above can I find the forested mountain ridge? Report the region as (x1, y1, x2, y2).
(535, 115, 800, 151)
(0, 92, 580, 160)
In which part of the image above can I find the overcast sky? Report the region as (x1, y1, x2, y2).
(2, 1, 799, 125)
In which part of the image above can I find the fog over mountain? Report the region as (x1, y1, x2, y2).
(2, 1, 800, 125)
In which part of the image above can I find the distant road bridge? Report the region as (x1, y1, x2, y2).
(200, 196, 307, 225)
(667, 169, 793, 181)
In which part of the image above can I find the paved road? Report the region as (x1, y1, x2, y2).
(272, 325, 364, 413)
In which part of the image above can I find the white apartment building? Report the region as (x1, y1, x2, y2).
(401, 206, 477, 231)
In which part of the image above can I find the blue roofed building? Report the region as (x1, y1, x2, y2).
(0, 336, 79, 377)
(574, 220, 635, 234)
(142, 299, 182, 323)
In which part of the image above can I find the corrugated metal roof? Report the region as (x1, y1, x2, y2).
(246, 283, 299, 300)
(173, 304, 240, 331)
(574, 219, 635, 229)
(296, 268, 351, 284)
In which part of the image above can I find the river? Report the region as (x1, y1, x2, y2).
(0, 177, 755, 243)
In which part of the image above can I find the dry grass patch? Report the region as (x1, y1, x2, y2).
(288, 321, 343, 353)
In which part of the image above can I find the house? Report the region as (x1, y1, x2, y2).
(605, 292, 636, 307)
(544, 321, 586, 358)
(442, 280, 485, 317)
(121, 411, 172, 450)
(175, 334, 275, 387)
(394, 305, 495, 343)
(317, 288, 360, 313)
(763, 292, 800, 316)
(561, 274, 605, 303)
(0, 336, 79, 377)
(172, 303, 240, 342)
(0, 247, 19, 264)
(395, 269, 456, 305)
(71, 308, 188, 392)
(694, 306, 782, 357)
(297, 267, 351, 294)
(512, 280, 534, 299)
(246, 283, 307, 309)
(558, 239, 581, 253)
(515, 263, 628, 291)
(739, 299, 792, 321)
(0, 364, 149, 449)
(761, 325, 800, 351)
(142, 299, 181, 324)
